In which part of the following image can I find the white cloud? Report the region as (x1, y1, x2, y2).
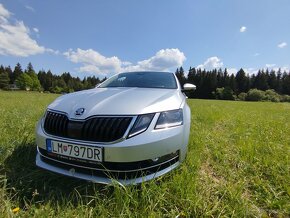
(124, 48, 186, 72)
(240, 26, 247, 33)
(0, 4, 10, 19)
(64, 48, 122, 74)
(33, 27, 39, 33)
(227, 68, 237, 75)
(0, 21, 45, 56)
(46, 48, 59, 55)
(272, 66, 290, 73)
(121, 61, 132, 67)
(197, 56, 223, 70)
(243, 66, 289, 75)
(78, 65, 98, 72)
(265, 64, 276, 68)
(277, 42, 287, 48)
(244, 68, 258, 75)
(253, 53, 260, 57)
(64, 48, 186, 74)
(25, 5, 34, 12)
(0, 4, 46, 57)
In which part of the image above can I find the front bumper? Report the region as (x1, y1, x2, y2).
(35, 114, 188, 185)
(36, 152, 180, 185)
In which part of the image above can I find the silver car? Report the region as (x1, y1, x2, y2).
(35, 71, 195, 185)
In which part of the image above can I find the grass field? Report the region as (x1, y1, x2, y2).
(0, 91, 289, 217)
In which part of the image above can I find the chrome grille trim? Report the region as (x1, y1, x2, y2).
(42, 110, 136, 143)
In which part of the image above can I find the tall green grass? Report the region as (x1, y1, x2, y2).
(0, 91, 289, 217)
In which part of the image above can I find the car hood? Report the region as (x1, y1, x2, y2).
(48, 87, 184, 118)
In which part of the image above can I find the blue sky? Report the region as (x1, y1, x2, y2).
(0, 0, 289, 78)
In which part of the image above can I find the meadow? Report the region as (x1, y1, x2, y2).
(0, 91, 289, 217)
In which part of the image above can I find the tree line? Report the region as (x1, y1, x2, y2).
(0, 63, 105, 93)
(0, 63, 290, 101)
(176, 67, 290, 101)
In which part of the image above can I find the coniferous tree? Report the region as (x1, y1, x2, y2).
(25, 62, 35, 75)
(223, 68, 230, 87)
(217, 68, 223, 87)
(276, 69, 283, 93)
(4, 66, 13, 84)
(61, 72, 73, 84)
(46, 70, 53, 90)
(235, 68, 249, 93)
(87, 76, 101, 87)
(12, 63, 23, 84)
(268, 70, 278, 91)
(38, 70, 46, 90)
(0, 65, 5, 76)
(282, 72, 290, 95)
(254, 70, 269, 91)
(229, 74, 236, 92)
(175, 67, 186, 86)
(0, 67, 9, 89)
(208, 69, 218, 98)
(187, 67, 195, 84)
(24, 63, 41, 90)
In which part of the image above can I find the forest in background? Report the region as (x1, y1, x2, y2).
(0, 63, 105, 93)
(0, 63, 290, 102)
(175, 66, 290, 102)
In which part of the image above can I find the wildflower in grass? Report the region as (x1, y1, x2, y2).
(12, 207, 20, 213)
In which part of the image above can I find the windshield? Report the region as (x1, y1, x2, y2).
(98, 72, 177, 89)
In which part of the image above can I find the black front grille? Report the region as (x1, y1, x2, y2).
(44, 111, 69, 137)
(43, 111, 133, 142)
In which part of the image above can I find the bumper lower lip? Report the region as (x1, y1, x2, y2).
(36, 153, 180, 185)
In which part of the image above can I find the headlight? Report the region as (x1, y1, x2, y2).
(128, 113, 155, 138)
(155, 109, 183, 129)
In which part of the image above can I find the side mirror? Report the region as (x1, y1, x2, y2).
(182, 83, 196, 91)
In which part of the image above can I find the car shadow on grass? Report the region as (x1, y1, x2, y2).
(2, 143, 113, 208)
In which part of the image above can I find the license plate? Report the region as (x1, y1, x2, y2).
(46, 139, 102, 162)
